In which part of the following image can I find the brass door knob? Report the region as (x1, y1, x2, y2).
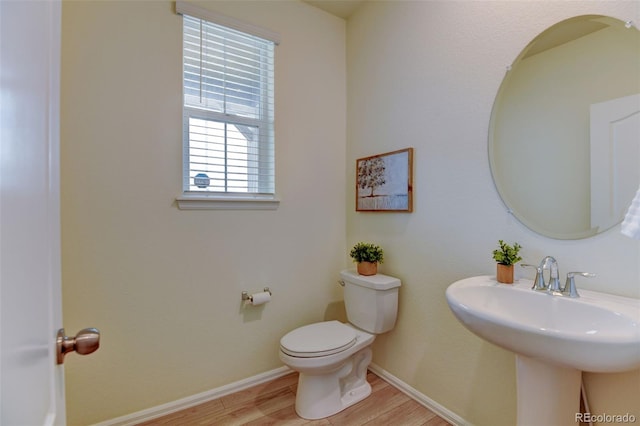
(56, 328, 100, 364)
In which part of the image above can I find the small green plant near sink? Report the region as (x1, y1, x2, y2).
(492, 240, 522, 283)
(492, 240, 522, 265)
(350, 242, 384, 276)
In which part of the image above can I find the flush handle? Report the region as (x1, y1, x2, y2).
(56, 327, 100, 365)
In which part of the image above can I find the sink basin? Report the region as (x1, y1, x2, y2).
(446, 275, 640, 425)
(446, 275, 640, 372)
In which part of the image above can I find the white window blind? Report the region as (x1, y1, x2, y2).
(181, 12, 275, 197)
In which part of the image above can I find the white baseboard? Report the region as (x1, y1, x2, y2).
(368, 363, 470, 426)
(92, 366, 292, 426)
(93, 363, 469, 426)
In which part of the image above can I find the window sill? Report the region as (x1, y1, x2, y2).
(176, 194, 280, 210)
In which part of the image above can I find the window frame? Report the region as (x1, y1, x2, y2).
(176, 1, 279, 210)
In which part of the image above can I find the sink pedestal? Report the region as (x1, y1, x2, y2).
(516, 355, 581, 426)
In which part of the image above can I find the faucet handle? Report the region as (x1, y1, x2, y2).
(521, 263, 546, 291)
(562, 272, 596, 298)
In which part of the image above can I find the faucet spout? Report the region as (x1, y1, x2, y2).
(539, 256, 561, 294)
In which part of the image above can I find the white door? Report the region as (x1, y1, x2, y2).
(0, 1, 66, 424)
(590, 94, 640, 231)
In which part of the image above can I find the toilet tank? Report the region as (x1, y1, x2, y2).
(340, 269, 401, 334)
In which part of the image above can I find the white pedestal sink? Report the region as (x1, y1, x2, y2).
(446, 276, 640, 426)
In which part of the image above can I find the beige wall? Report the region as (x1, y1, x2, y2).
(347, 1, 639, 426)
(60, 1, 346, 424)
(61, 1, 640, 425)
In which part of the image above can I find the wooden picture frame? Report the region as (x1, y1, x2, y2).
(356, 148, 413, 212)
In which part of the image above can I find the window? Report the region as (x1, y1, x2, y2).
(177, 3, 278, 209)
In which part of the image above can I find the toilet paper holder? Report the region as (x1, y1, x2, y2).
(241, 287, 272, 302)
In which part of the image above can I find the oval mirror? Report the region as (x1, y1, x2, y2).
(489, 15, 640, 239)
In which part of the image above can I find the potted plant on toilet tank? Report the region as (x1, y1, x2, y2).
(350, 242, 384, 276)
(492, 240, 522, 284)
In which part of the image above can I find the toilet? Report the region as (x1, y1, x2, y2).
(279, 269, 401, 419)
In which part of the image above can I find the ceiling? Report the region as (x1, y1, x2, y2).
(301, 0, 367, 19)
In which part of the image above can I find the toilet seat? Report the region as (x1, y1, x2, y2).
(280, 321, 356, 358)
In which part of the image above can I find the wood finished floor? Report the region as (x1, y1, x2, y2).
(137, 371, 452, 426)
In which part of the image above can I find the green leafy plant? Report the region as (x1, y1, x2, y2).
(492, 240, 522, 266)
(350, 242, 384, 264)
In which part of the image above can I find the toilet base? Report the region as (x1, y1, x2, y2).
(295, 346, 373, 419)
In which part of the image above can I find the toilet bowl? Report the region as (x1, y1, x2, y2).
(279, 321, 375, 419)
(279, 270, 401, 420)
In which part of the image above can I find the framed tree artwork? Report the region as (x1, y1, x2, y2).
(356, 148, 413, 212)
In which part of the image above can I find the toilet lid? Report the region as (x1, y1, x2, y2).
(280, 321, 356, 358)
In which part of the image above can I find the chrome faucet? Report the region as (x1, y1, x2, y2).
(521, 256, 561, 293)
(541, 256, 562, 294)
(523, 256, 596, 298)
